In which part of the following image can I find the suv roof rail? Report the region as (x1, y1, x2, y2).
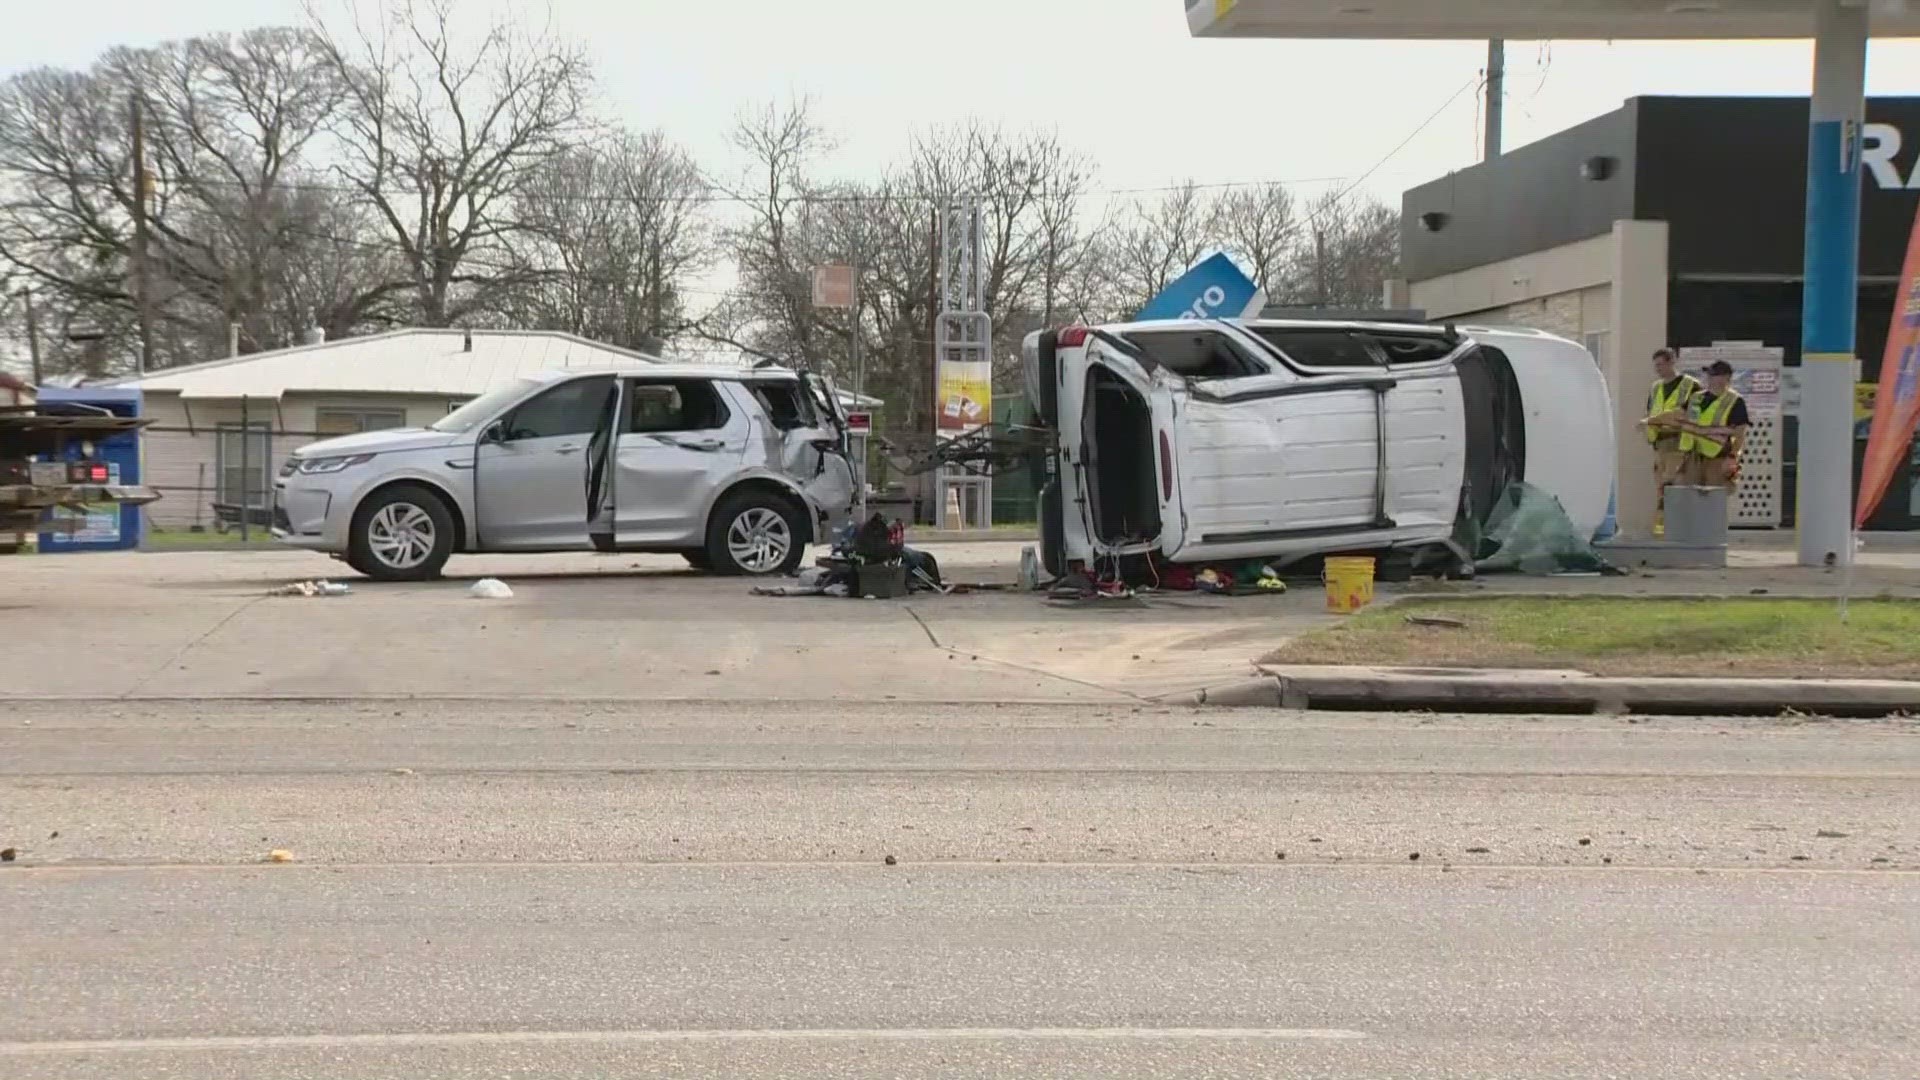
(1255, 306, 1430, 324)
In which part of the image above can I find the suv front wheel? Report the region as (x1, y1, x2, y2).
(347, 484, 455, 581)
(705, 490, 806, 576)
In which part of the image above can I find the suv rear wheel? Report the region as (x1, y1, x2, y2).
(347, 484, 455, 581)
(704, 489, 806, 576)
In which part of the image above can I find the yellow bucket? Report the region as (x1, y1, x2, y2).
(1323, 556, 1376, 614)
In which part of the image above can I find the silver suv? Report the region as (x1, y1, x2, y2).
(274, 365, 856, 580)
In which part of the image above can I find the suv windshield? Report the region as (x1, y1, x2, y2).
(432, 379, 540, 433)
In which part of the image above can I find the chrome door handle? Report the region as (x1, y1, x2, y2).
(658, 435, 724, 452)
(555, 444, 582, 455)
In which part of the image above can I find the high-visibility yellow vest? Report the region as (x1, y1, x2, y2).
(1679, 391, 1743, 458)
(1647, 375, 1701, 444)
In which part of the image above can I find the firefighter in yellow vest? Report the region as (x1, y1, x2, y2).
(1639, 348, 1701, 535)
(1679, 359, 1750, 489)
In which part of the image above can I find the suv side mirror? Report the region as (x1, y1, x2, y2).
(479, 422, 505, 445)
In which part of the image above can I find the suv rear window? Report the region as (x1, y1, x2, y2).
(749, 380, 818, 430)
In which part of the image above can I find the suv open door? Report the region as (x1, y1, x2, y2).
(584, 379, 627, 552)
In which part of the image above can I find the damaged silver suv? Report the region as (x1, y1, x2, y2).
(274, 365, 856, 581)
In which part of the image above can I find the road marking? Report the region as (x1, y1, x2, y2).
(4, 860, 1914, 876)
(0, 1027, 1369, 1056)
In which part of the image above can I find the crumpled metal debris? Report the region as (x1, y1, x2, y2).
(270, 579, 350, 597)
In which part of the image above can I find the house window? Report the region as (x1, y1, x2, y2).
(315, 408, 408, 436)
(215, 423, 272, 508)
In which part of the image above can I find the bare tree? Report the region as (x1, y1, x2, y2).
(1095, 181, 1214, 317)
(1291, 190, 1400, 309)
(506, 131, 712, 351)
(1209, 183, 1297, 300)
(703, 98, 836, 369)
(0, 27, 371, 371)
(308, 0, 595, 327)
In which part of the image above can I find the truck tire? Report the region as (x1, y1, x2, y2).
(346, 484, 455, 581)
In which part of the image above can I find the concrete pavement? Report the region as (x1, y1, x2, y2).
(3, 701, 1918, 1078)
(0, 544, 1325, 703)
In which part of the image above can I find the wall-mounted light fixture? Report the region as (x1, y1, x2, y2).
(1581, 156, 1617, 181)
(1418, 211, 1450, 232)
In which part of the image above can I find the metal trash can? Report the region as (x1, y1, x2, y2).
(1664, 486, 1729, 547)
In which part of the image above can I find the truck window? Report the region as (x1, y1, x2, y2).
(1243, 328, 1380, 370)
(1372, 333, 1459, 367)
(1121, 329, 1267, 380)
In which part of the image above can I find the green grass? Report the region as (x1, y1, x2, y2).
(1267, 596, 1920, 679)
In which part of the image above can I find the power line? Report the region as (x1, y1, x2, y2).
(43, 165, 1415, 209)
(1316, 75, 1482, 221)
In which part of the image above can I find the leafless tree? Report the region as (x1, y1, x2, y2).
(504, 132, 712, 351)
(1209, 182, 1298, 300)
(0, 28, 364, 370)
(701, 99, 838, 369)
(307, 0, 595, 327)
(1290, 190, 1400, 309)
(1095, 181, 1214, 317)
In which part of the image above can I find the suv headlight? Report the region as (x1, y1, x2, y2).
(295, 453, 375, 475)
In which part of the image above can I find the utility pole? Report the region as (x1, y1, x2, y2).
(130, 95, 155, 376)
(851, 213, 867, 524)
(647, 233, 663, 346)
(21, 290, 42, 385)
(1484, 39, 1505, 160)
(1314, 226, 1329, 306)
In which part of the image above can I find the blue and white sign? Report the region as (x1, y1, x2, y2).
(1134, 251, 1267, 323)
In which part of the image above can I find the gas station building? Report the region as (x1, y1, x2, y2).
(1396, 95, 1920, 531)
(1190, 0, 1920, 561)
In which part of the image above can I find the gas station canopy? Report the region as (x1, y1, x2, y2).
(1186, 0, 1920, 40)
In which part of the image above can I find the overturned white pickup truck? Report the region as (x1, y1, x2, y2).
(1020, 318, 1615, 577)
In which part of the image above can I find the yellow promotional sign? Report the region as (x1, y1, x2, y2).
(1855, 381, 1876, 422)
(936, 361, 991, 433)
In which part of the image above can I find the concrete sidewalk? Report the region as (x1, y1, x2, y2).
(0, 543, 1329, 703)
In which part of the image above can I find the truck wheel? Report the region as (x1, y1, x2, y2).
(347, 484, 454, 581)
(705, 490, 806, 577)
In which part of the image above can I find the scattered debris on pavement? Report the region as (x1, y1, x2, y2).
(755, 515, 950, 600)
(1406, 614, 1468, 629)
(270, 579, 351, 597)
(266, 849, 294, 863)
(469, 578, 513, 600)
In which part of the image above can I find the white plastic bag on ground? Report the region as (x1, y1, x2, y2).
(469, 578, 513, 599)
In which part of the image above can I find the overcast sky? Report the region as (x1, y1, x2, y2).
(7, 0, 1920, 214)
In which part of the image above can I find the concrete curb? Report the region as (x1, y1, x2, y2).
(1160, 677, 1286, 709)
(1255, 664, 1920, 717)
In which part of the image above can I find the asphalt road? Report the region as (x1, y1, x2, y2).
(4, 701, 1917, 1079)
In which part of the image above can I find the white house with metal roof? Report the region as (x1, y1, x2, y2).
(111, 328, 877, 533)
